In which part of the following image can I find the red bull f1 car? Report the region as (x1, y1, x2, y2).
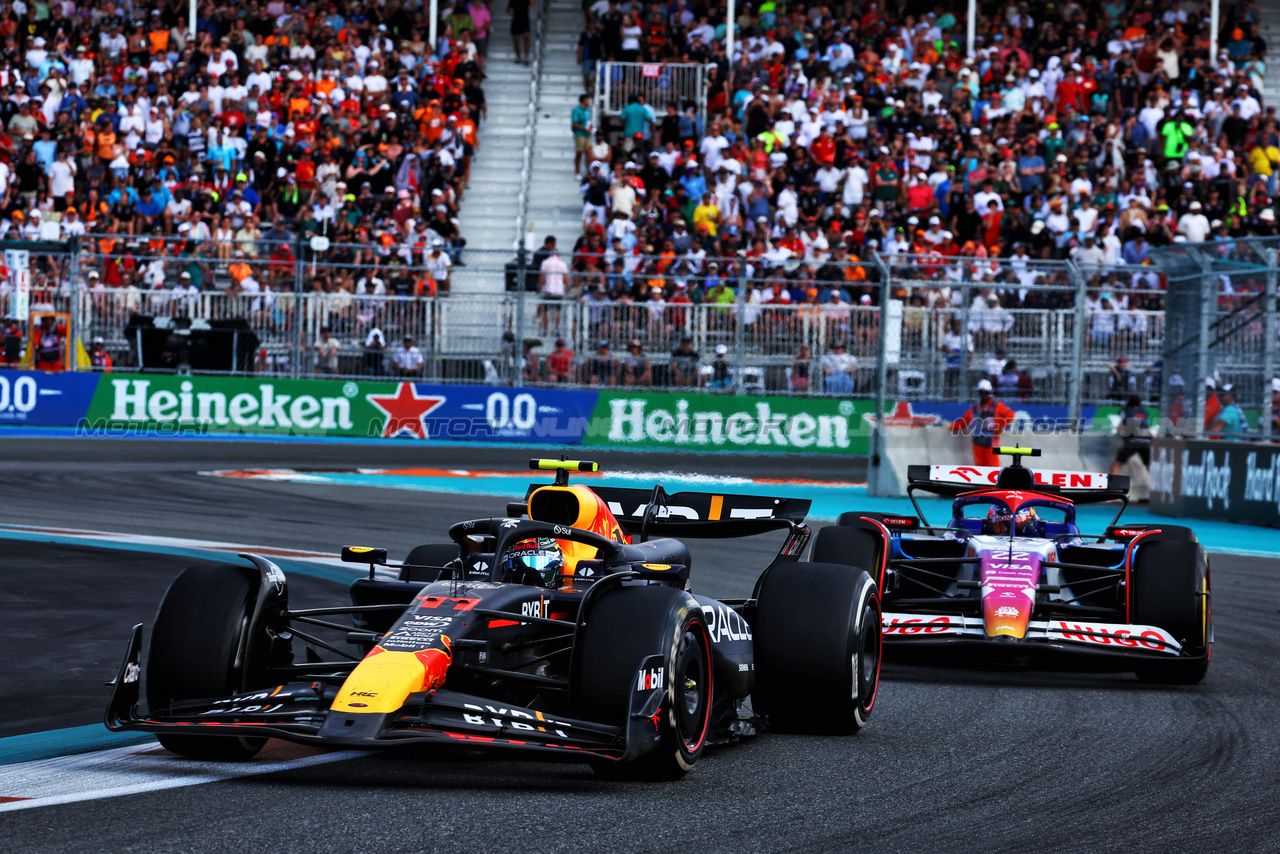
(107, 460, 882, 779)
(815, 448, 1210, 684)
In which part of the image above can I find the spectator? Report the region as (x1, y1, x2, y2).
(363, 327, 388, 376)
(623, 338, 652, 386)
(821, 340, 857, 395)
(393, 335, 425, 376)
(572, 94, 593, 178)
(1108, 355, 1134, 401)
(315, 328, 340, 376)
(669, 334, 700, 387)
(538, 247, 569, 334)
(425, 240, 453, 296)
(522, 340, 542, 384)
(509, 0, 534, 63)
(87, 337, 113, 372)
(709, 344, 732, 391)
(587, 339, 617, 385)
(791, 343, 813, 393)
(950, 379, 1016, 467)
(546, 338, 575, 383)
(941, 317, 974, 399)
(1111, 394, 1153, 476)
(31, 315, 65, 372)
(1208, 384, 1247, 436)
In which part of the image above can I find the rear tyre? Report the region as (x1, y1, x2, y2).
(146, 562, 266, 760)
(575, 585, 711, 780)
(753, 563, 880, 734)
(812, 524, 884, 588)
(1131, 536, 1211, 685)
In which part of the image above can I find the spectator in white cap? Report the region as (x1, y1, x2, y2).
(425, 238, 452, 296)
(709, 343, 732, 391)
(821, 339, 857, 395)
(1177, 201, 1212, 243)
(392, 335, 425, 376)
(950, 379, 1015, 466)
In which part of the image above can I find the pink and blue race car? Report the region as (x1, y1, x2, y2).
(818, 448, 1210, 684)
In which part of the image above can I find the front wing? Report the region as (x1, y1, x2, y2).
(105, 625, 664, 763)
(881, 612, 1184, 657)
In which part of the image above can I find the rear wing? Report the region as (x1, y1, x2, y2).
(584, 485, 810, 539)
(906, 465, 1130, 504)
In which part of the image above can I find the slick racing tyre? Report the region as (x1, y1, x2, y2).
(575, 585, 712, 780)
(812, 523, 885, 589)
(146, 562, 267, 760)
(753, 563, 881, 734)
(1129, 529, 1211, 685)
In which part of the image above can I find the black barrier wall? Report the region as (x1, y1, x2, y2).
(1150, 438, 1280, 526)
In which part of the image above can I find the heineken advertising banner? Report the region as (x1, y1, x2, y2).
(0, 368, 1088, 457)
(80, 374, 599, 441)
(583, 392, 875, 454)
(0, 368, 101, 426)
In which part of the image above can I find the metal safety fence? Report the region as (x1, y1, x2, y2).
(592, 62, 713, 137)
(2, 234, 1276, 438)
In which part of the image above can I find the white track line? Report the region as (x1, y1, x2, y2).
(0, 741, 363, 812)
(0, 523, 352, 568)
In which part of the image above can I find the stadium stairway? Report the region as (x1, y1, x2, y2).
(524, 0, 591, 253)
(453, 5, 538, 285)
(1258, 2, 1280, 106)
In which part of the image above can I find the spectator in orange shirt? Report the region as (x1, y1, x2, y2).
(31, 316, 67, 372)
(950, 379, 1016, 467)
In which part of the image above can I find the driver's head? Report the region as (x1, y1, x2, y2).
(500, 537, 564, 588)
(1014, 507, 1039, 536)
(985, 506, 1013, 536)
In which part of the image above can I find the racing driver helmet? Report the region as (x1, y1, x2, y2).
(1014, 506, 1040, 536)
(984, 506, 1014, 536)
(500, 536, 565, 588)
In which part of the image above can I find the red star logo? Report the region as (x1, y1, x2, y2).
(366, 383, 446, 439)
(864, 401, 943, 429)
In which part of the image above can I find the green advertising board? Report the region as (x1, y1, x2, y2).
(583, 392, 875, 454)
(83, 374, 400, 437)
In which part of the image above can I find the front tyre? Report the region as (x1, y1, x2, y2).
(574, 585, 712, 780)
(753, 563, 881, 734)
(1131, 534, 1211, 685)
(146, 562, 266, 760)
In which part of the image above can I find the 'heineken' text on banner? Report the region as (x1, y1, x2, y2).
(584, 393, 873, 454)
(82, 374, 599, 440)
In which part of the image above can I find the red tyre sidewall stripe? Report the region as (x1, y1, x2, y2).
(863, 593, 881, 714)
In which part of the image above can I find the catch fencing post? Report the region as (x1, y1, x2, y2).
(67, 236, 81, 371)
(1194, 260, 1214, 439)
(1066, 260, 1086, 428)
(1257, 241, 1276, 439)
(292, 231, 305, 379)
(871, 251, 891, 484)
(515, 243, 528, 384)
(733, 256, 747, 394)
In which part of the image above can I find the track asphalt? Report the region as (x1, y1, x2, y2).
(0, 437, 1277, 852)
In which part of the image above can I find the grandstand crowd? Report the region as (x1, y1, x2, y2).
(0, 0, 492, 296)
(562, 0, 1278, 316)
